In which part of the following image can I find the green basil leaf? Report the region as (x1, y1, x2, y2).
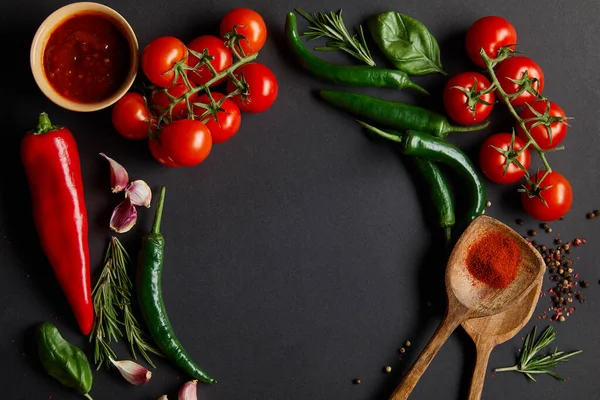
(368, 11, 446, 76)
(36, 322, 93, 395)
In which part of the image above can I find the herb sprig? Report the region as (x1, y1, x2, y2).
(90, 237, 161, 369)
(494, 325, 581, 381)
(295, 8, 375, 67)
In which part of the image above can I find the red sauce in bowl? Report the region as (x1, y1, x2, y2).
(43, 12, 130, 103)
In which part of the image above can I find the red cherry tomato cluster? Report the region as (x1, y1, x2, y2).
(111, 8, 279, 168)
(443, 16, 572, 221)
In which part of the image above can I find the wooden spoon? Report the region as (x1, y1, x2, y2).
(462, 277, 543, 400)
(388, 216, 545, 400)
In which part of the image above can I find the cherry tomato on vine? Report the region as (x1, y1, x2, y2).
(220, 8, 267, 55)
(148, 138, 179, 168)
(151, 82, 196, 120)
(226, 62, 278, 113)
(465, 16, 517, 67)
(142, 36, 188, 88)
(521, 171, 572, 221)
(516, 100, 568, 150)
(495, 56, 544, 107)
(111, 93, 153, 140)
(187, 35, 233, 86)
(159, 119, 212, 167)
(194, 93, 241, 144)
(443, 72, 495, 125)
(479, 133, 531, 184)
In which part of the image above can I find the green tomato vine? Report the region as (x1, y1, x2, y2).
(480, 48, 570, 202)
(149, 29, 257, 134)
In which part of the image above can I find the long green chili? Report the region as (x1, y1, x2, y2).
(321, 89, 489, 138)
(137, 186, 216, 384)
(285, 12, 427, 94)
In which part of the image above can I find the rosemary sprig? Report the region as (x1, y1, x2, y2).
(494, 325, 582, 381)
(295, 8, 375, 67)
(90, 237, 161, 369)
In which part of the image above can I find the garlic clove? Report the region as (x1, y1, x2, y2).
(126, 180, 152, 208)
(109, 198, 137, 233)
(178, 380, 198, 400)
(110, 359, 152, 385)
(157, 396, 169, 400)
(100, 153, 129, 193)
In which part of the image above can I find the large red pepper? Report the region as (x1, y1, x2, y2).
(21, 113, 94, 335)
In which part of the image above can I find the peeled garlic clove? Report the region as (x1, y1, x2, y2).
(110, 198, 137, 233)
(126, 180, 152, 208)
(157, 396, 169, 400)
(100, 153, 129, 193)
(178, 380, 198, 400)
(110, 359, 152, 385)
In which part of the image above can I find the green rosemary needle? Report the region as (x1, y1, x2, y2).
(295, 8, 375, 67)
(494, 325, 582, 381)
(90, 237, 161, 369)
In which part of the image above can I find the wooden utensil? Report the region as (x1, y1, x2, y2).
(388, 216, 545, 400)
(462, 278, 543, 400)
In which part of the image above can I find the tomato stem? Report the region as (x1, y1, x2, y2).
(481, 49, 555, 190)
(155, 52, 258, 126)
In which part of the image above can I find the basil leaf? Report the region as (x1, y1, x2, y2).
(36, 322, 93, 396)
(368, 11, 446, 76)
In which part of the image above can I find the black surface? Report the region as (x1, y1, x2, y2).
(1, 1, 599, 399)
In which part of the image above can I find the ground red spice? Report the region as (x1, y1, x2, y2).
(466, 232, 521, 288)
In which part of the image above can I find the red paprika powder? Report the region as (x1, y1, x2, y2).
(466, 232, 520, 288)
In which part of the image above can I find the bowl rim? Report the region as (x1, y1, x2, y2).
(30, 1, 139, 112)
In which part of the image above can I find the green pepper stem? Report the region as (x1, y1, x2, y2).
(356, 120, 403, 143)
(151, 186, 166, 235)
(34, 112, 58, 135)
(83, 393, 94, 400)
(447, 120, 490, 134)
(444, 227, 452, 246)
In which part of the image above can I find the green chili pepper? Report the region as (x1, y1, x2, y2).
(137, 186, 216, 384)
(411, 157, 455, 243)
(35, 322, 94, 399)
(285, 12, 428, 95)
(359, 122, 485, 223)
(321, 89, 489, 138)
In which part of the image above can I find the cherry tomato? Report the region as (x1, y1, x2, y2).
(479, 133, 531, 184)
(495, 56, 544, 107)
(443, 72, 495, 125)
(151, 82, 196, 120)
(142, 36, 188, 88)
(516, 100, 568, 150)
(148, 138, 179, 167)
(159, 119, 212, 167)
(111, 93, 153, 140)
(226, 62, 278, 113)
(187, 35, 233, 86)
(194, 93, 241, 144)
(465, 16, 517, 67)
(521, 171, 572, 221)
(220, 8, 267, 55)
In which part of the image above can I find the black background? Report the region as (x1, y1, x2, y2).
(1, 0, 599, 399)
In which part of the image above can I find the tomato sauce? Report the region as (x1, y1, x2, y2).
(43, 12, 130, 103)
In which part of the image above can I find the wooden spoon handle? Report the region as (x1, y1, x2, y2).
(388, 313, 462, 400)
(467, 340, 495, 400)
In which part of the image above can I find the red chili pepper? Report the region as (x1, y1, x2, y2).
(21, 113, 94, 335)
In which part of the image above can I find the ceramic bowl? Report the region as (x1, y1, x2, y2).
(30, 2, 138, 112)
